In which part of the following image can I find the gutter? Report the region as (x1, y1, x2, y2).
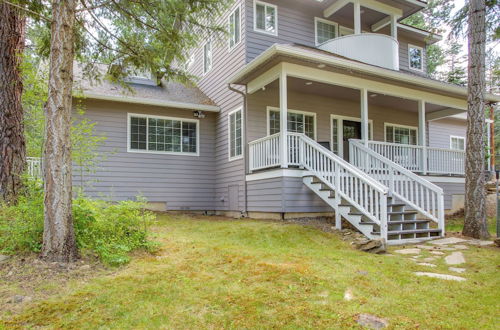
(228, 83, 249, 215)
(76, 92, 221, 112)
(228, 44, 500, 103)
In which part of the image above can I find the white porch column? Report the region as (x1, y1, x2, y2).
(418, 100, 427, 174)
(360, 88, 369, 145)
(279, 71, 288, 168)
(390, 15, 397, 39)
(354, 1, 361, 35)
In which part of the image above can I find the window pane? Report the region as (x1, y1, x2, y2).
(269, 110, 280, 135)
(317, 20, 336, 44)
(265, 6, 276, 33)
(229, 7, 241, 48)
(386, 126, 393, 143)
(204, 42, 212, 73)
(409, 47, 422, 70)
(387, 125, 417, 145)
(230, 110, 242, 158)
(256, 4, 266, 30)
(304, 115, 314, 138)
(130, 117, 147, 150)
(332, 118, 338, 154)
(182, 122, 197, 153)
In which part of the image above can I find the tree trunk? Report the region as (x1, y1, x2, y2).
(41, 0, 78, 262)
(463, 0, 489, 239)
(0, 3, 26, 205)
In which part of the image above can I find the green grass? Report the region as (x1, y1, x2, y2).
(2, 214, 499, 329)
(446, 216, 497, 236)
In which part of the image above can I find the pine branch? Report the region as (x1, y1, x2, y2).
(0, 0, 50, 22)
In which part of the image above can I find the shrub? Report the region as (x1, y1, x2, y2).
(0, 180, 157, 266)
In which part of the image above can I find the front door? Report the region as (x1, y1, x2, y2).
(343, 120, 362, 161)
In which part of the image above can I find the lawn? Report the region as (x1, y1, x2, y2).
(1, 214, 499, 329)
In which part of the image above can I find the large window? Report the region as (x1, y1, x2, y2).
(408, 44, 424, 71)
(129, 114, 198, 155)
(229, 5, 241, 49)
(203, 41, 212, 74)
(450, 136, 465, 150)
(315, 18, 337, 45)
(268, 108, 315, 139)
(254, 1, 277, 36)
(385, 123, 417, 145)
(229, 108, 243, 160)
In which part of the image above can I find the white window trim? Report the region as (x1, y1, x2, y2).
(450, 135, 466, 150)
(314, 17, 338, 46)
(203, 40, 213, 75)
(127, 113, 200, 156)
(228, 107, 244, 161)
(266, 106, 317, 140)
(184, 53, 195, 71)
(408, 44, 424, 72)
(253, 0, 278, 36)
(384, 122, 419, 144)
(330, 114, 373, 158)
(228, 4, 242, 51)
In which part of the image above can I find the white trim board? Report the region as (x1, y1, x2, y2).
(246, 169, 304, 181)
(419, 176, 465, 183)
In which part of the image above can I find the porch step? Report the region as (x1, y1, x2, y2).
(371, 228, 442, 236)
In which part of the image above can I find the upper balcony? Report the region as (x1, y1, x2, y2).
(318, 33, 399, 70)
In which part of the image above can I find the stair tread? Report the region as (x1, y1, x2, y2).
(372, 228, 442, 235)
(388, 211, 418, 215)
(388, 220, 431, 224)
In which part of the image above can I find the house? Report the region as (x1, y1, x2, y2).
(69, 0, 499, 244)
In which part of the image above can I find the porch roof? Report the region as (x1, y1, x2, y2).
(228, 44, 500, 104)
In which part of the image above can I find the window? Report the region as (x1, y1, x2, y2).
(315, 18, 337, 45)
(229, 5, 241, 49)
(229, 108, 243, 160)
(450, 136, 465, 150)
(254, 1, 277, 36)
(408, 44, 423, 71)
(385, 123, 417, 145)
(184, 54, 194, 71)
(203, 41, 212, 74)
(268, 108, 315, 139)
(128, 114, 198, 155)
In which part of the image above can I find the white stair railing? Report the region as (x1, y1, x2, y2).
(27, 157, 42, 179)
(293, 133, 389, 237)
(350, 139, 445, 233)
(248, 133, 281, 171)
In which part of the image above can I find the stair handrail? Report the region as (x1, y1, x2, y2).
(293, 133, 388, 234)
(350, 139, 445, 232)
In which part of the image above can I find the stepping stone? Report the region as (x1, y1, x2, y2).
(344, 288, 353, 301)
(445, 252, 466, 265)
(415, 272, 466, 281)
(0, 255, 10, 263)
(430, 251, 445, 255)
(449, 267, 466, 273)
(422, 257, 438, 262)
(430, 237, 469, 245)
(452, 245, 469, 250)
(394, 248, 421, 255)
(417, 262, 436, 267)
(356, 313, 388, 329)
(416, 245, 436, 250)
(467, 240, 494, 246)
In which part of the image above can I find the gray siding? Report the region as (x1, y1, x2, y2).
(188, 0, 248, 212)
(74, 99, 216, 211)
(398, 35, 427, 75)
(428, 118, 467, 149)
(429, 181, 465, 210)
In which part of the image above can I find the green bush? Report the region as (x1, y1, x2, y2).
(0, 180, 157, 266)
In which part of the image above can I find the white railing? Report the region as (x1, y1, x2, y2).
(248, 133, 281, 171)
(365, 140, 464, 175)
(350, 139, 444, 232)
(27, 157, 42, 179)
(298, 133, 389, 233)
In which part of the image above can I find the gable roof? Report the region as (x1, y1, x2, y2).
(73, 64, 220, 112)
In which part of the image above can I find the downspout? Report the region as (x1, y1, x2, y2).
(228, 83, 248, 215)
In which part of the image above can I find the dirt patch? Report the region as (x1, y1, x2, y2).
(0, 254, 109, 318)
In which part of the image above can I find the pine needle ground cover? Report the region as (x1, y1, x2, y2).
(2, 214, 499, 329)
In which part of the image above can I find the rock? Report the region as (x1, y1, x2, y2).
(414, 272, 466, 281)
(8, 295, 32, 304)
(430, 237, 469, 245)
(445, 252, 466, 265)
(416, 245, 436, 250)
(80, 264, 91, 270)
(417, 262, 436, 267)
(452, 245, 469, 250)
(422, 257, 437, 262)
(356, 313, 388, 329)
(467, 240, 494, 246)
(0, 255, 10, 263)
(430, 251, 445, 255)
(449, 267, 466, 273)
(495, 238, 500, 247)
(344, 288, 354, 301)
(357, 270, 369, 276)
(354, 239, 386, 254)
(394, 248, 421, 255)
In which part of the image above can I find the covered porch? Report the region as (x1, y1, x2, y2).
(244, 63, 467, 176)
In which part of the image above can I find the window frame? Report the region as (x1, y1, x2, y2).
(330, 114, 373, 158)
(228, 107, 244, 161)
(253, 0, 278, 36)
(408, 44, 424, 72)
(127, 113, 200, 156)
(450, 135, 466, 150)
(266, 106, 317, 140)
(203, 40, 213, 75)
(228, 4, 242, 51)
(314, 17, 338, 46)
(384, 122, 418, 145)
